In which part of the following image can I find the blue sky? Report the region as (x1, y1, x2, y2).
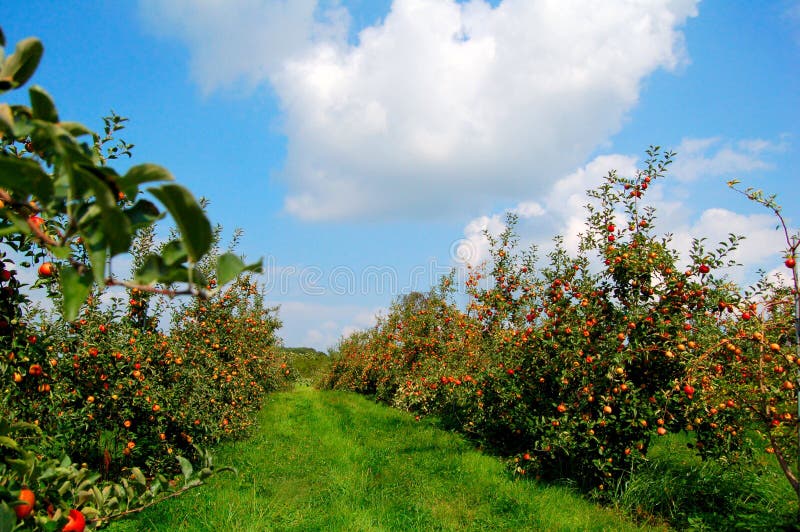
(4, 1, 799, 350)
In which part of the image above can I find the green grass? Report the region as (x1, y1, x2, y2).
(108, 386, 655, 531)
(621, 432, 797, 530)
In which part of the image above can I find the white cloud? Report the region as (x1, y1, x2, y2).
(276, 300, 383, 349)
(670, 136, 783, 182)
(514, 201, 545, 219)
(455, 154, 636, 265)
(543, 154, 637, 254)
(453, 197, 549, 266)
(763, 266, 794, 289)
(453, 212, 507, 266)
(140, 0, 699, 221)
(456, 146, 788, 285)
(666, 208, 787, 283)
(139, 0, 348, 93)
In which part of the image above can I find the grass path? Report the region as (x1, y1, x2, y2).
(109, 387, 658, 531)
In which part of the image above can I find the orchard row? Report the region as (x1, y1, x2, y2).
(0, 28, 290, 530)
(323, 149, 800, 503)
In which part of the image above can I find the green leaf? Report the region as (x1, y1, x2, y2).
(60, 265, 93, 321)
(0, 223, 28, 238)
(216, 253, 245, 287)
(148, 184, 211, 263)
(102, 207, 132, 257)
(0, 504, 16, 532)
(58, 480, 72, 497)
(245, 259, 263, 274)
(58, 121, 92, 137)
(134, 255, 162, 285)
(119, 164, 174, 199)
(177, 456, 193, 480)
(124, 199, 163, 230)
(87, 245, 107, 286)
(216, 253, 263, 287)
(77, 203, 103, 227)
(0, 103, 13, 135)
(131, 467, 147, 486)
(78, 212, 109, 286)
(74, 168, 132, 259)
(75, 164, 121, 208)
(50, 246, 72, 260)
(6, 457, 34, 476)
(91, 485, 104, 506)
(81, 507, 100, 520)
(148, 480, 162, 497)
(29, 85, 58, 122)
(135, 254, 190, 285)
(0, 156, 54, 203)
(0, 436, 19, 450)
(161, 240, 188, 266)
(9, 420, 42, 435)
(76, 490, 93, 506)
(0, 37, 43, 90)
(191, 267, 208, 288)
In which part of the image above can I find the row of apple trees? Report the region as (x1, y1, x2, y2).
(0, 28, 293, 531)
(323, 148, 800, 513)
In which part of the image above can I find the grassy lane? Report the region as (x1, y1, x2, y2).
(109, 387, 658, 531)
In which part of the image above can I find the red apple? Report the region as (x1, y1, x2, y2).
(28, 216, 45, 228)
(38, 262, 55, 278)
(14, 488, 35, 519)
(63, 509, 86, 532)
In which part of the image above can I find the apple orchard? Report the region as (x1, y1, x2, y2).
(324, 149, 800, 507)
(2, 21, 800, 532)
(0, 29, 292, 530)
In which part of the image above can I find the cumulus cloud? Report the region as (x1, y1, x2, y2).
(670, 136, 784, 182)
(762, 266, 794, 289)
(453, 212, 508, 266)
(140, 0, 699, 221)
(139, 0, 349, 93)
(276, 300, 383, 349)
(666, 208, 786, 283)
(456, 147, 788, 285)
(455, 154, 636, 266)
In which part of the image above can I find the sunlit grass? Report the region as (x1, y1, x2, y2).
(109, 386, 654, 531)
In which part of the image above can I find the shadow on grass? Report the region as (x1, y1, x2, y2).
(617, 439, 797, 530)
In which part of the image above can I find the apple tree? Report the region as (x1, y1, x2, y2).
(0, 25, 264, 530)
